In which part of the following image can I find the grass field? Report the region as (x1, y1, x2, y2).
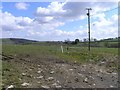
(2, 44, 118, 62)
(2, 44, 118, 88)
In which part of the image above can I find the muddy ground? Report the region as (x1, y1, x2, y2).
(2, 54, 119, 88)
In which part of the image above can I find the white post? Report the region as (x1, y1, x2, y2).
(61, 45, 63, 53)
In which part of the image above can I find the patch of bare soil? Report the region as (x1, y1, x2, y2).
(2, 54, 118, 88)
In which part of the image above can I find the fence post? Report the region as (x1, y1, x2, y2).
(61, 45, 63, 53)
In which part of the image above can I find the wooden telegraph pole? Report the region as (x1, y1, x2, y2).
(86, 8, 92, 51)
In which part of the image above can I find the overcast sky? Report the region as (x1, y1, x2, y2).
(1, 0, 118, 41)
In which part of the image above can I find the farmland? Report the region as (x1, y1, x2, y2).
(1, 42, 119, 88)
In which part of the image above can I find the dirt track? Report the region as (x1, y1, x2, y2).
(3, 54, 118, 88)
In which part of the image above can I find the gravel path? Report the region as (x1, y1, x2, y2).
(3, 54, 118, 88)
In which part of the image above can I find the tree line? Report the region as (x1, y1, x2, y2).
(64, 37, 119, 48)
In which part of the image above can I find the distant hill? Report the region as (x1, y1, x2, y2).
(1, 38, 39, 44)
(0, 37, 119, 48)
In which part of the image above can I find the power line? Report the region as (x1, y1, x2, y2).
(91, 7, 118, 16)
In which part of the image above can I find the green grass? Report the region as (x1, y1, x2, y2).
(0, 60, 2, 90)
(2, 61, 21, 88)
(2, 45, 118, 63)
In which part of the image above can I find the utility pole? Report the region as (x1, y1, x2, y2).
(86, 8, 92, 51)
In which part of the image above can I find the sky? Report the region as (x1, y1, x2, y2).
(1, 0, 119, 41)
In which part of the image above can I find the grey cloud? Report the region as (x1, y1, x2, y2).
(17, 21, 30, 26)
(2, 25, 16, 31)
(35, 2, 117, 22)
